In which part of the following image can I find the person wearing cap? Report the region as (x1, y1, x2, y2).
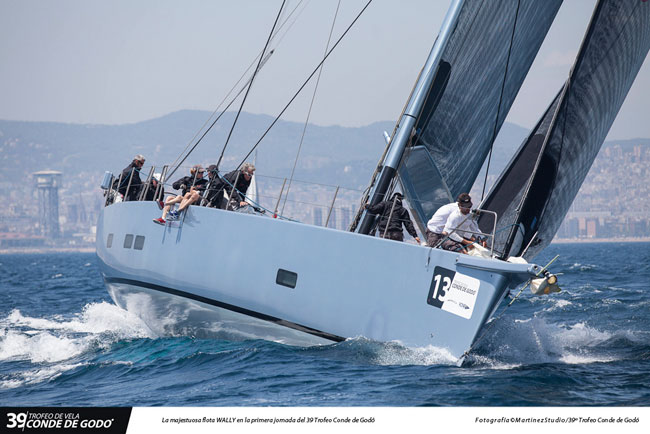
(118, 154, 145, 201)
(364, 192, 421, 243)
(153, 165, 207, 225)
(426, 193, 480, 250)
(142, 172, 164, 202)
(440, 196, 485, 253)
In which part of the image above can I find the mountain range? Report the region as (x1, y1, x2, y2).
(1, 110, 648, 194)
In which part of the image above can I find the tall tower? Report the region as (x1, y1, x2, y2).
(33, 171, 62, 238)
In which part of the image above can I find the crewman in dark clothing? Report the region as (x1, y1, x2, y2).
(207, 163, 255, 210)
(204, 165, 225, 209)
(118, 154, 145, 201)
(172, 169, 208, 196)
(365, 192, 421, 243)
(142, 174, 163, 201)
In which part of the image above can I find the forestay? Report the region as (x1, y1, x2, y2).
(398, 0, 562, 233)
(479, 0, 650, 260)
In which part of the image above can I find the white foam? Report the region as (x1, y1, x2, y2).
(0, 330, 88, 363)
(480, 318, 623, 366)
(0, 302, 155, 364)
(0, 363, 86, 389)
(554, 321, 613, 346)
(4, 303, 155, 337)
(559, 353, 616, 364)
(465, 353, 522, 370)
(340, 337, 458, 366)
(541, 298, 574, 312)
(0, 302, 157, 390)
(569, 263, 597, 271)
(375, 342, 457, 366)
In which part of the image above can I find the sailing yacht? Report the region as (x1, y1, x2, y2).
(95, 0, 650, 361)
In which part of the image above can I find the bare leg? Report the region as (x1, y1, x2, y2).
(178, 192, 200, 212)
(162, 195, 182, 219)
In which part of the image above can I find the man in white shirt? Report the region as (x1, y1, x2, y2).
(442, 204, 483, 252)
(426, 193, 484, 252)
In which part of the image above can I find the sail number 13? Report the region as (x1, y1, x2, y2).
(427, 267, 456, 308)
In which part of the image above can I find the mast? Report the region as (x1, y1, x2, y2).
(357, 0, 464, 235)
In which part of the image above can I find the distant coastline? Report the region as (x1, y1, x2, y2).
(0, 247, 96, 255)
(2, 237, 650, 255)
(552, 237, 650, 244)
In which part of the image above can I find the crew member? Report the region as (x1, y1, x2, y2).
(153, 165, 207, 224)
(217, 163, 256, 210)
(365, 192, 421, 243)
(118, 154, 145, 201)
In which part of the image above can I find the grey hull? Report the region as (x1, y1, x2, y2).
(96, 202, 541, 359)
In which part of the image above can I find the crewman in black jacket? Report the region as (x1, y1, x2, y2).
(118, 154, 145, 201)
(365, 192, 421, 243)
(205, 163, 255, 210)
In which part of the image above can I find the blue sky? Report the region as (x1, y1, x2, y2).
(0, 0, 648, 140)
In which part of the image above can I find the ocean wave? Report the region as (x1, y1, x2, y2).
(539, 298, 574, 312)
(569, 263, 597, 272)
(0, 363, 86, 389)
(0, 302, 154, 364)
(470, 317, 636, 367)
(302, 337, 458, 366)
(0, 302, 158, 389)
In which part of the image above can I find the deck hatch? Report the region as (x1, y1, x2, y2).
(276, 269, 297, 288)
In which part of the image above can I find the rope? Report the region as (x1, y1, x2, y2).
(216, 0, 287, 170)
(280, 0, 342, 215)
(167, 50, 275, 180)
(480, 0, 521, 203)
(166, 0, 308, 180)
(234, 0, 374, 171)
(212, 172, 298, 222)
(259, 173, 364, 192)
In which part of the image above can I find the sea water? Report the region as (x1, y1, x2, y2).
(1, 243, 649, 406)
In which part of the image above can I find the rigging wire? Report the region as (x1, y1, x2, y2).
(167, 50, 275, 180)
(234, 0, 374, 171)
(349, 64, 424, 232)
(215, 0, 287, 170)
(280, 0, 342, 215)
(480, 0, 521, 203)
(352, 3, 483, 234)
(506, 0, 638, 253)
(167, 0, 309, 180)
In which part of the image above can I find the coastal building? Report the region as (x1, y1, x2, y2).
(33, 170, 62, 239)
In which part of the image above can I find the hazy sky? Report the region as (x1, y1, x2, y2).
(1, 0, 648, 140)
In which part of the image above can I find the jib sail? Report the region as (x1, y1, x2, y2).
(479, 0, 650, 260)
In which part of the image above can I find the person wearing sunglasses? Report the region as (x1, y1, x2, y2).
(439, 194, 486, 253)
(117, 154, 146, 201)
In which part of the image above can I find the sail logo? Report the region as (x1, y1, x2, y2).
(427, 267, 480, 319)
